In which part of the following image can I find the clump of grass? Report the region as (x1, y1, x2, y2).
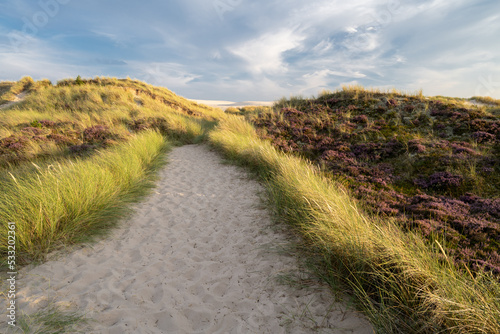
(225, 106, 272, 118)
(209, 115, 500, 333)
(0, 77, 34, 105)
(0, 82, 15, 101)
(10, 77, 35, 95)
(9, 306, 90, 334)
(471, 96, 500, 106)
(0, 130, 169, 264)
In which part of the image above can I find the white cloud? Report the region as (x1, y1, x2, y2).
(393, 55, 406, 63)
(403, 63, 500, 98)
(130, 62, 201, 88)
(0, 34, 84, 80)
(0, 50, 85, 81)
(343, 31, 380, 53)
(230, 29, 304, 74)
(1, 0, 500, 100)
(90, 30, 129, 47)
(296, 69, 367, 96)
(312, 39, 333, 55)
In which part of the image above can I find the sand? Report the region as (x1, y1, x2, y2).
(465, 99, 497, 108)
(0, 92, 27, 110)
(191, 100, 273, 110)
(1, 145, 373, 333)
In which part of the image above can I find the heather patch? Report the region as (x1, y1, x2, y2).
(69, 143, 97, 155)
(83, 125, 112, 143)
(0, 136, 28, 152)
(47, 133, 77, 146)
(252, 91, 500, 277)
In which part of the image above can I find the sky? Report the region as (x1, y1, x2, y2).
(0, 0, 499, 101)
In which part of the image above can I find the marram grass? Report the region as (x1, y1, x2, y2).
(2, 77, 500, 333)
(0, 76, 219, 265)
(209, 115, 500, 334)
(0, 130, 169, 264)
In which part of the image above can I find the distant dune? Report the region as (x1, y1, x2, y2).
(191, 99, 274, 110)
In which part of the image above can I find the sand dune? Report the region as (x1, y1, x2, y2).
(1, 145, 373, 333)
(191, 100, 273, 110)
(0, 92, 27, 110)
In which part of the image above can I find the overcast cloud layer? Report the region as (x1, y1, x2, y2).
(0, 0, 499, 101)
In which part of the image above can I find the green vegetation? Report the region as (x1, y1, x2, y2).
(0, 76, 219, 167)
(0, 82, 15, 102)
(9, 306, 90, 334)
(471, 96, 500, 107)
(225, 105, 271, 116)
(0, 77, 35, 106)
(250, 86, 500, 278)
(0, 130, 168, 262)
(1, 77, 499, 333)
(209, 114, 500, 333)
(0, 77, 223, 265)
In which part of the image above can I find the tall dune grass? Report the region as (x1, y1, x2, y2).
(0, 131, 169, 263)
(0, 78, 218, 168)
(3, 77, 499, 332)
(209, 115, 500, 333)
(0, 82, 14, 102)
(0, 77, 219, 266)
(0, 77, 34, 105)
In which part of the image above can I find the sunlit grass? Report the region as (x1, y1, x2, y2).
(0, 131, 169, 264)
(470, 96, 500, 106)
(6, 305, 90, 334)
(3, 77, 500, 333)
(0, 77, 221, 265)
(209, 115, 500, 333)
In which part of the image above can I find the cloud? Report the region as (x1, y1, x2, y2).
(230, 29, 305, 74)
(0, 49, 86, 81)
(94, 58, 127, 66)
(0, 0, 499, 100)
(130, 61, 201, 89)
(89, 30, 129, 48)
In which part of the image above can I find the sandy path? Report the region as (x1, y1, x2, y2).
(1, 145, 373, 333)
(191, 100, 273, 110)
(465, 99, 498, 108)
(0, 92, 27, 110)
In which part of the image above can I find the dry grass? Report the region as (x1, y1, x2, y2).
(209, 115, 500, 333)
(3, 78, 500, 333)
(0, 77, 221, 265)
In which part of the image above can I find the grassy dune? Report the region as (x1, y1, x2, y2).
(209, 115, 500, 333)
(250, 86, 500, 277)
(0, 77, 35, 106)
(1, 77, 499, 333)
(0, 131, 168, 262)
(0, 77, 222, 265)
(0, 77, 220, 167)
